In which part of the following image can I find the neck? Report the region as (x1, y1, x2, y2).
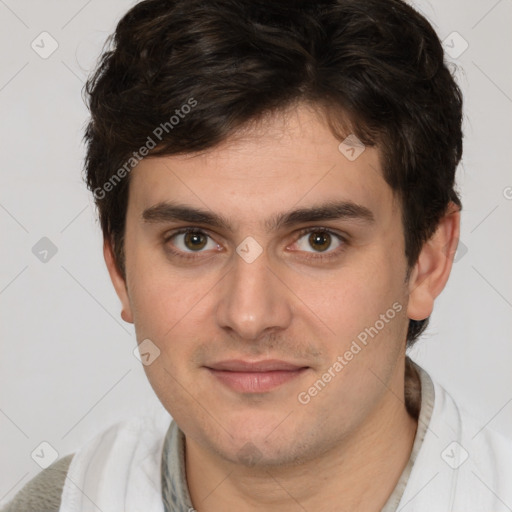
(185, 358, 419, 512)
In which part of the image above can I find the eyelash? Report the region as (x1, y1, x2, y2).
(163, 227, 347, 262)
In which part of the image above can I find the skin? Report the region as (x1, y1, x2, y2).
(105, 103, 460, 511)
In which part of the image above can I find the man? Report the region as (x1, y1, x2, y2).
(3, 0, 512, 511)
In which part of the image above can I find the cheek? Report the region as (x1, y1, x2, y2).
(130, 276, 205, 343)
(125, 233, 203, 338)
(292, 248, 407, 357)
(301, 258, 402, 325)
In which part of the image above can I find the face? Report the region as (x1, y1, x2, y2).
(113, 104, 415, 467)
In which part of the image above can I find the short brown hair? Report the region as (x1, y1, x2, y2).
(83, 0, 463, 348)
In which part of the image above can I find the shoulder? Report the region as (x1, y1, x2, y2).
(1, 454, 74, 512)
(431, 376, 512, 457)
(440, 383, 512, 470)
(399, 364, 512, 512)
(58, 407, 172, 511)
(405, 364, 512, 510)
(436, 381, 512, 505)
(413, 360, 512, 462)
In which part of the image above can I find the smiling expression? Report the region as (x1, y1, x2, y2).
(111, 104, 415, 466)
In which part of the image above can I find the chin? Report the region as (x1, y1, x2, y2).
(206, 422, 318, 469)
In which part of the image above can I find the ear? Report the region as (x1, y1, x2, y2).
(103, 238, 134, 324)
(407, 202, 461, 321)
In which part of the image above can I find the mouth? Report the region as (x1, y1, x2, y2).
(204, 359, 310, 393)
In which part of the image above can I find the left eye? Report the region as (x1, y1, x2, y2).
(293, 229, 344, 253)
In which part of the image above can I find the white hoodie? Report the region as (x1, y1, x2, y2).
(58, 360, 512, 512)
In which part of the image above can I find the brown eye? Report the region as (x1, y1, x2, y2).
(291, 228, 346, 260)
(308, 231, 332, 252)
(166, 228, 219, 255)
(183, 231, 208, 251)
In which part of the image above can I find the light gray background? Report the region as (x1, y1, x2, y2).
(1, 0, 511, 504)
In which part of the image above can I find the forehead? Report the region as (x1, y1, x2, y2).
(127, 104, 399, 230)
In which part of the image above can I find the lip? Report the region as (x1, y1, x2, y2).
(206, 359, 306, 372)
(205, 359, 309, 393)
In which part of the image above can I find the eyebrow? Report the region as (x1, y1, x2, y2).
(142, 200, 375, 232)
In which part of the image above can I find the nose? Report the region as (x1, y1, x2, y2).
(215, 246, 293, 342)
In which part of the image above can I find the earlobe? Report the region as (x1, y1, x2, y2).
(103, 238, 134, 324)
(407, 202, 461, 321)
